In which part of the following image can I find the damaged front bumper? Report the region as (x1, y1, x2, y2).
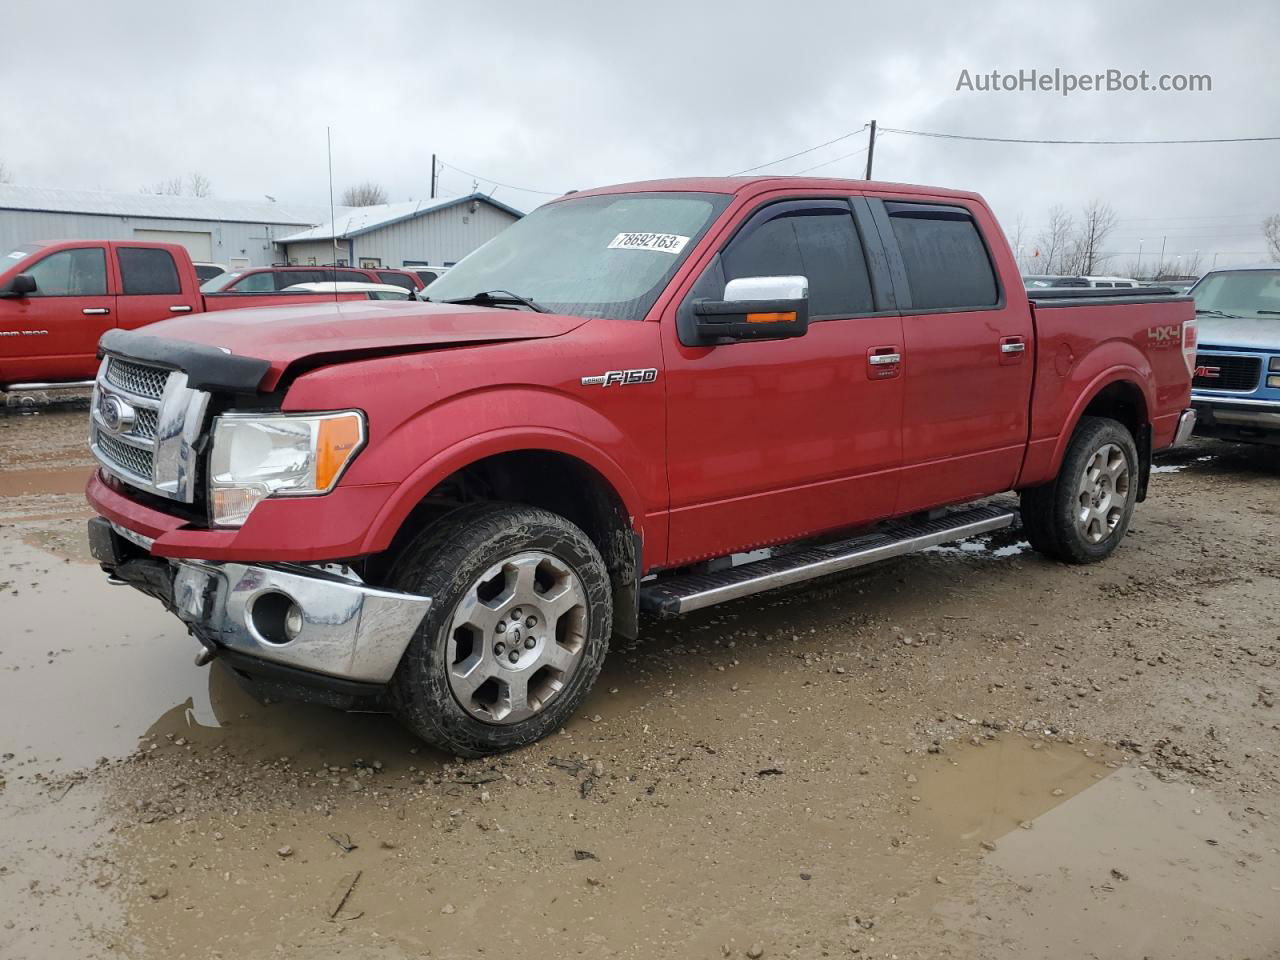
(90, 517, 431, 705)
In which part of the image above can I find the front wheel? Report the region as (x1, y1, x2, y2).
(1020, 416, 1139, 564)
(388, 502, 612, 756)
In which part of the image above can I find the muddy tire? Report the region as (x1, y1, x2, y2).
(1020, 416, 1140, 565)
(388, 502, 612, 756)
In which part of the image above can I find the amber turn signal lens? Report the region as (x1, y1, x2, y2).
(315, 413, 364, 490)
(745, 311, 797, 324)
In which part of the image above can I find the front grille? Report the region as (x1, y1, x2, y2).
(133, 407, 159, 440)
(106, 357, 170, 400)
(1193, 354, 1261, 392)
(96, 432, 155, 480)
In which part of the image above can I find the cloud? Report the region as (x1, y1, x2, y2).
(1, 0, 1277, 265)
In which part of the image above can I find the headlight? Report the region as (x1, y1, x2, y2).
(208, 411, 365, 527)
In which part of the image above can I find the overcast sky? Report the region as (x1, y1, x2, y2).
(2, 0, 1277, 270)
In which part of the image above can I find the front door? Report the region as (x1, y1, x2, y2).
(661, 198, 905, 567)
(0, 245, 114, 383)
(872, 198, 1035, 513)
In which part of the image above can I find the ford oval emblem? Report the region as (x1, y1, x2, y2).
(99, 392, 137, 435)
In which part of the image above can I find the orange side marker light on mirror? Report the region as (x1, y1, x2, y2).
(745, 311, 797, 324)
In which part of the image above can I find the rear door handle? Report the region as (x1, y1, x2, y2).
(869, 352, 901, 365)
(1001, 341, 1026, 354)
(82, 307, 110, 315)
(169, 305, 193, 313)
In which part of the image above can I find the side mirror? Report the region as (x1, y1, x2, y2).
(691, 275, 809, 343)
(0, 274, 36, 299)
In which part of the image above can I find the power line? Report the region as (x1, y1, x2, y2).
(729, 124, 870, 176)
(881, 126, 1280, 145)
(791, 143, 873, 175)
(438, 160, 563, 196)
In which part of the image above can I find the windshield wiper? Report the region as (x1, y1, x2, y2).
(437, 289, 548, 313)
(1195, 308, 1244, 319)
(1257, 310, 1280, 315)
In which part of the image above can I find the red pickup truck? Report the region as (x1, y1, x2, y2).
(83, 177, 1197, 755)
(0, 241, 366, 390)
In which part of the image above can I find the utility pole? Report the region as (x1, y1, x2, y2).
(864, 120, 877, 180)
(430, 154, 437, 199)
(1158, 236, 1167, 278)
(1136, 239, 1144, 279)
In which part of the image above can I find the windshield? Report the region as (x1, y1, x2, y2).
(425, 191, 731, 321)
(200, 271, 243, 293)
(1191, 270, 1280, 318)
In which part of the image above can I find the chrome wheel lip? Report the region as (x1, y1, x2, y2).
(445, 550, 589, 725)
(1075, 442, 1131, 545)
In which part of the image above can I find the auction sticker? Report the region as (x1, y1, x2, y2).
(607, 232, 690, 254)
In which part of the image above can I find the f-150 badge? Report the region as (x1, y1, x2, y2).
(581, 368, 658, 387)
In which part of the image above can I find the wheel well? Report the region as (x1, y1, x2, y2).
(1080, 380, 1147, 440)
(381, 450, 640, 640)
(1078, 380, 1152, 500)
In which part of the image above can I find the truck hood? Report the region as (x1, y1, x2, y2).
(1197, 315, 1280, 352)
(101, 301, 588, 392)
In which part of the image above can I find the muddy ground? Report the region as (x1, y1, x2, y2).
(1, 396, 1277, 960)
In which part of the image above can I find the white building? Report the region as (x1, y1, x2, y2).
(0, 184, 341, 269)
(277, 194, 523, 270)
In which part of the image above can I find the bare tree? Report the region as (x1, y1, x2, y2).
(1264, 214, 1280, 262)
(1035, 205, 1074, 275)
(1007, 213, 1027, 271)
(141, 176, 184, 196)
(341, 181, 389, 206)
(0, 160, 11, 184)
(187, 172, 213, 198)
(1066, 200, 1118, 276)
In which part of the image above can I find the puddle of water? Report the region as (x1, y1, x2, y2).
(924, 535, 1032, 559)
(1152, 463, 1186, 474)
(0, 464, 93, 498)
(918, 739, 1280, 958)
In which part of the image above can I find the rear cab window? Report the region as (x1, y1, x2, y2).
(117, 247, 181, 295)
(884, 201, 999, 311)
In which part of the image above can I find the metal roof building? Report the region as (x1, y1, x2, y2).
(0, 184, 344, 270)
(277, 193, 523, 270)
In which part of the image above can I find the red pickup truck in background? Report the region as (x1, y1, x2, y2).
(0, 241, 368, 390)
(83, 176, 1197, 756)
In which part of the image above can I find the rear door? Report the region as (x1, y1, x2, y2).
(870, 197, 1034, 512)
(111, 245, 201, 331)
(662, 196, 905, 565)
(0, 244, 114, 383)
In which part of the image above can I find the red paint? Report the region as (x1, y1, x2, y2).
(0, 241, 366, 387)
(82, 177, 1193, 573)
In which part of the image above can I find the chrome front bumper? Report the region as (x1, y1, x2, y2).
(1172, 407, 1198, 446)
(172, 561, 431, 684)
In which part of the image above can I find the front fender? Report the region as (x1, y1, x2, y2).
(355, 389, 656, 556)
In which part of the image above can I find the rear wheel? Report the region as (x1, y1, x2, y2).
(1021, 416, 1139, 564)
(388, 502, 612, 756)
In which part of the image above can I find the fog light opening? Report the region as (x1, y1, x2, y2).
(250, 591, 302, 645)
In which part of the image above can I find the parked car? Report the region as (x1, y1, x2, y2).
(84, 176, 1195, 756)
(201, 265, 422, 294)
(1023, 275, 1141, 289)
(1188, 265, 1280, 445)
(403, 264, 451, 287)
(0, 241, 370, 389)
(192, 262, 228, 283)
(284, 281, 415, 301)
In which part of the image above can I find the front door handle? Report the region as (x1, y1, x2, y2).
(169, 305, 193, 313)
(867, 345, 902, 380)
(1000, 336, 1027, 364)
(82, 307, 110, 315)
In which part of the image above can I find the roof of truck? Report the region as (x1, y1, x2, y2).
(566, 176, 984, 202)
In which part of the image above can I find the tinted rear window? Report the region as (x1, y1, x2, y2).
(886, 203, 998, 310)
(376, 271, 416, 291)
(118, 247, 181, 295)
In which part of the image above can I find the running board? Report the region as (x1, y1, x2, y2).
(639, 503, 1016, 618)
